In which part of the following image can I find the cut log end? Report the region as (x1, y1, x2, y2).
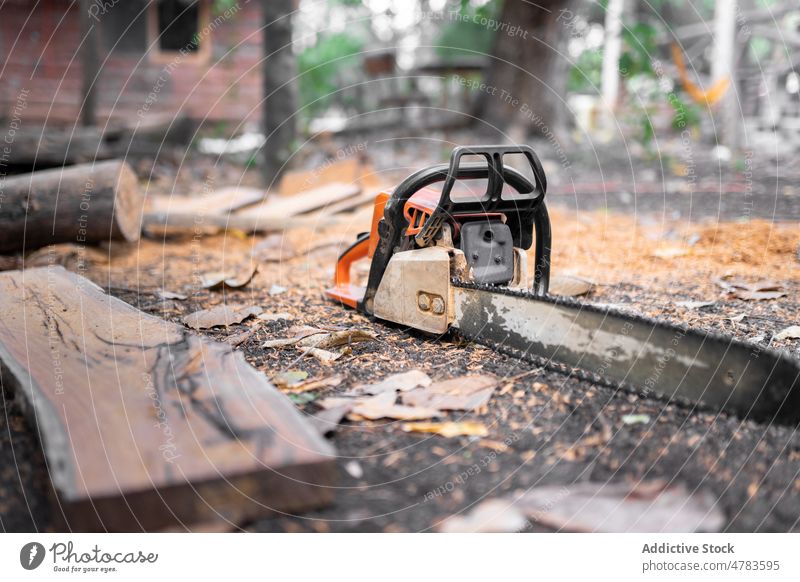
(110, 161, 144, 243)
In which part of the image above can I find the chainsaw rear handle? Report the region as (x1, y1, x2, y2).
(360, 145, 551, 314)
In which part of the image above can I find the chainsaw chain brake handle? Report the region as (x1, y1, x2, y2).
(360, 145, 552, 314)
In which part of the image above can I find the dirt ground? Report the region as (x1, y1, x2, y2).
(2, 146, 800, 533)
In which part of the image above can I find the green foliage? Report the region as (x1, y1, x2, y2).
(297, 32, 364, 117)
(435, 0, 499, 60)
(668, 93, 701, 131)
(212, 0, 239, 16)
(567, 49, 602, 93)
(619, 22, 657, 77)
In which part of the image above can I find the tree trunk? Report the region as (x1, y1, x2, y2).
(262, 0, 297, 188)
(474, 0, 575, 138)
(0, 160, 142, 252)
(79, 0, 99, 127)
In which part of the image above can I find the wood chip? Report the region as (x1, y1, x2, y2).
(182, 304, 263, 329)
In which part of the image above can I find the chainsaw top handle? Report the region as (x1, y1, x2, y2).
(360, 145, 551, 314)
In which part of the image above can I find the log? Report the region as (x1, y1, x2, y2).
(0, 160, 143, 253)
(0, 267, 337, 531)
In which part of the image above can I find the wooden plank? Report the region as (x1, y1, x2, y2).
(236, 182, 361, 221)
(0, 267, 336, 531)
(146, 186, 267, 216)
(141, 210, 344, 234)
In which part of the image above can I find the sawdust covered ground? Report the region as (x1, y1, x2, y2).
(1, 206, 799, 532)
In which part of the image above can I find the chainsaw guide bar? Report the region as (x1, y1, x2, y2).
(451, 280, 800, 425)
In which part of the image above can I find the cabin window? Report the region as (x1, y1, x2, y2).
(148, 0, 211, 63)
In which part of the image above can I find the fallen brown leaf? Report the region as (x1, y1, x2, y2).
(715, 276, 786, 301)
(200, 262, 258, 289)
(514, 481, 724, 533)
(283, 374, 344, 393)
(402, 374, 497, 411)
(549, 274, 595, 297)
(349, 391, 441, 421)
(182, 304, 263, 329)
(308, 404, 352, 437)
(353, 370, 432, 395)
(773, 325, 800, 341)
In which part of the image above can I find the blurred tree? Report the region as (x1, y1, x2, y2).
(262, 0, 297, 186)
(474, 0, 576, 138)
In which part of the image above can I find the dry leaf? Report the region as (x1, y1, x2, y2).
(262, 326, 327, 348)
(773, 325, 800, 341)
(288, 374, 345, 393)
(305, 347, 344, 363)
(349, 391, 441, 421)
(354, 370, 432, 395)
(402, 374, 497, 411)
(262, 327, 375, 350)
(157, 289, 188, 300)
(182, 304, 262, 329)
(200, 263, 258, 289)
(299, 329, 376, 349)
(513, 481, 724, 533)
(549, 274, 594, 297)
(226, 327, 255, 347)
(272, 370, 309, 389)
(308, 404, 352, 436)
(401, 421, 488, 438)
(715, 276, 786, 301)
(439, 499, 527, 533)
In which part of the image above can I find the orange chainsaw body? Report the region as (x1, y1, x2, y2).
(325, 145, 551, 318)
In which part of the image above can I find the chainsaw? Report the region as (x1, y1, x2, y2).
(325, 145, 800, 424)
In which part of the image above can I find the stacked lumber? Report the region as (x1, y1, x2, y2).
(0, 267, 337, 531)
(142, 159, 382, 234)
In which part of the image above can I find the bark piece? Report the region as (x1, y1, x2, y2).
(0, 160, 143, 252)
(0, 267, 336, 531)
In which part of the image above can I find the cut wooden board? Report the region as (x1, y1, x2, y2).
(146, 186, 266, 216)
(236, 182, 361, 221)
(142, 182, 360, 233)
(0, 267, 336, 531)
